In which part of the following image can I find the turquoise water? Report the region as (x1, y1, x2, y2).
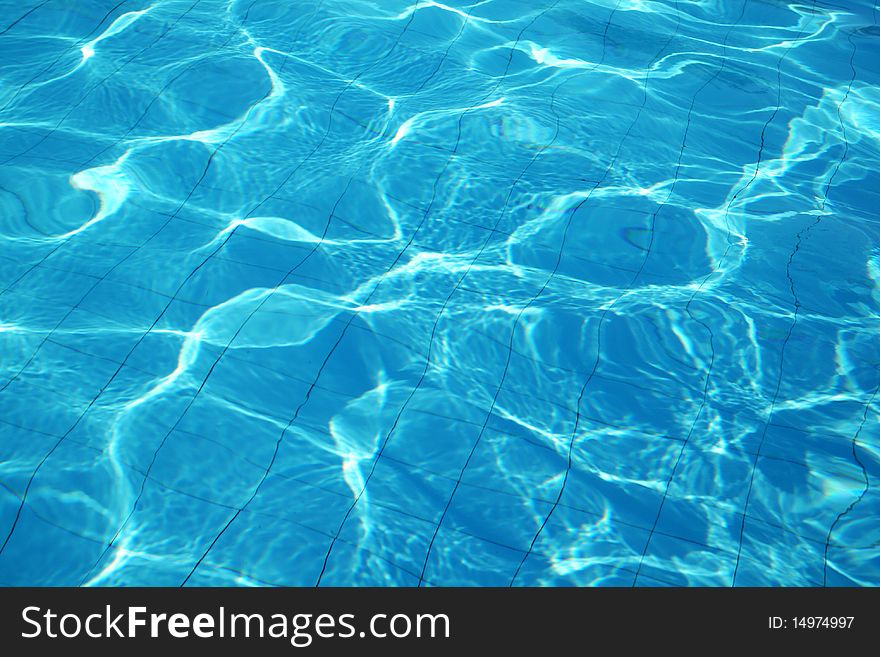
(0, 0, 878, 587)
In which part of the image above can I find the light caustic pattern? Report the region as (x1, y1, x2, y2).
(0, 0, 878, 587)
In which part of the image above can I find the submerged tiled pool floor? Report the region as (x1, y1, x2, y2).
(0, 0, 879, 586)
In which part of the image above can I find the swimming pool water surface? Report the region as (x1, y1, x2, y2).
(0, 0, 879, 587)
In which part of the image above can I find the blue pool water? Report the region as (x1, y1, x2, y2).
(0, 0, 878, 587)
